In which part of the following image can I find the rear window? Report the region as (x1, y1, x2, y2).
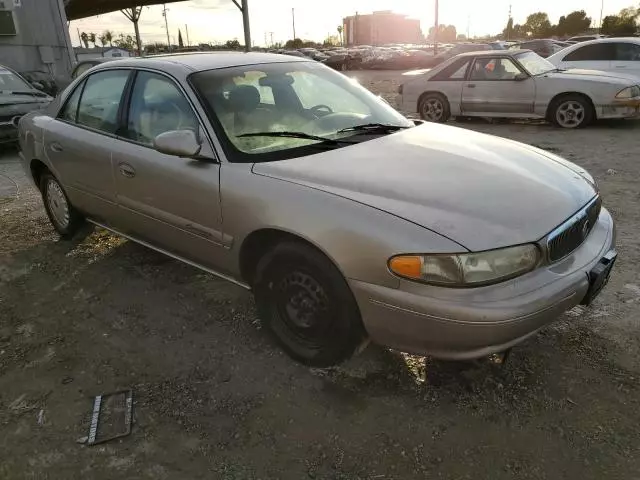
(563, 43, 615, 61)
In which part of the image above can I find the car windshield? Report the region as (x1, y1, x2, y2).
(0, 67, 33, 92)
(190, 61, 412, 162)
(516, 51, 556, 75)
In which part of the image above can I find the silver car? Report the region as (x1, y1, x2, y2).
(18, 53, 616, 366)
(399, 50, 640, 128)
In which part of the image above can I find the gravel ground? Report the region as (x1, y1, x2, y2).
(1, 71, 639, 479)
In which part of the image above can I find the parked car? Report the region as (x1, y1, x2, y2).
(399, 49, 640, 128)
(509, 39, 564, 58)
(0, 64, 53, 144)
(568, 34, 608, 43)
(547, 38, 640, 78)
(425, 43, 491, 67)
(57, 58, 115, 92)
(18, 53, 616, 366)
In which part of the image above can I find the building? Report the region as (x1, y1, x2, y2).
(0, 0, 74, 93)
(74, 47, 132, 61)
(343, 11, 424, 46)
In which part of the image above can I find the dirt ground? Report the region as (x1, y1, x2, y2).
(1, 71, 640, 479)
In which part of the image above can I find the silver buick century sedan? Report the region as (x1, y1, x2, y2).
(18, 53, 616, 366)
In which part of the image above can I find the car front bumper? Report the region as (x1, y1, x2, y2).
(350, 207, 616, 360)
(0, 121, 18, 143)
(599, 97, 640, 119)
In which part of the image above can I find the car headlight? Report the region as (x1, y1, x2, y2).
(388, 244, 540, 287)
(615, 85, 640, 99)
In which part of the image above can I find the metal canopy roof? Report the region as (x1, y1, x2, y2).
(64, 0, 188, 21)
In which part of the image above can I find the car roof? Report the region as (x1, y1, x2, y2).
(456, 49, 532, 58)
(91, 52, 310, 74)
(564, 36, 640, 45)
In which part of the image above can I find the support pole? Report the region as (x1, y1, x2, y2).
(433, 0, 439, 55)
(232, 0, 251, 52)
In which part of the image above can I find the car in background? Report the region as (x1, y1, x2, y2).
(399, 49, 640, 128)
(424, 43, 491, 68)
(547, 38, 640, 78)
(17, 52, 617, 366)
(568, 34, 608, 43)
(0, 64, 52, 144)
(509, 39, 565, 58)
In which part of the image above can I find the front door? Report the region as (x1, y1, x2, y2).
(461, 57, 535, 116)
(110, 70, 226, 270)
(43, 69, 131, 220)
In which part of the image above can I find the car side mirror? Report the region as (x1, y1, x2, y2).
(153, 129, 202, 157)
(514, 73, 529, 81)
(31, 81, 45, 91)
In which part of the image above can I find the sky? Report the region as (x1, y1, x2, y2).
(69, 0, 634, 47)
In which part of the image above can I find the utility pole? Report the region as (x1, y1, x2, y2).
(433, 0, 439, 55)
(270, 32, 274, 46)
(292, 8, 296, 39)
(231, 0, 251, 52)
(599, 0, 604, 33)
(185, 24, 190, 46)
(507, 4, 512, 40)
(162, 4, 171, 51)
(77, 27, 82, 47)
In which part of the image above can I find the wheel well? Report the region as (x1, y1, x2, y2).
(417, 91, 448, 110)
(239, 229, 328, 286)
(29, 159, 49, 188)
(546, 92, 595, 120)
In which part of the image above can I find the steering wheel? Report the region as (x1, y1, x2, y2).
(309, 104, 334, 118)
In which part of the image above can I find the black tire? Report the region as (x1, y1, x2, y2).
(39, 171, 84, 238)
(418, 93, 451, 123)
(253, 242, 366, 367)
(549, 94, 594, 129)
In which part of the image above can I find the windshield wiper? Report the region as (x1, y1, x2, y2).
(237, 131, 354, 145)
(337, 123, 411, 134)
(5, 90, 47, 97)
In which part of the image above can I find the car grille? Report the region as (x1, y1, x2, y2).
(547, 196, 601, 262)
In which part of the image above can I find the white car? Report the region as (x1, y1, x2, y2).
(399, 49, 640, 128)
(547, 38, 640, 79)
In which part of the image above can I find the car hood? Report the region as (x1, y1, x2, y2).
(253, 124, 597, 252)
(545, 69, 638, 84)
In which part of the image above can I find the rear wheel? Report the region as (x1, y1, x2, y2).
(550, 94, 594, 129)
(40, 172, 84, 238)
(418, 93, 450, 123)
(253, 242, 366, 367)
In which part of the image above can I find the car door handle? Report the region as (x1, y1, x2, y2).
(50, 142, 63, 152)
(467, 84, 476, 88)
(118, 163, 136, 178)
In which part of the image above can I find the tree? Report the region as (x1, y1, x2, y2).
(80, 31, 89, 48)
(503, 17, 514, 40)
(601, 7, 639, 36)
(556, 10, 591, 37)
(428, 24, 457, 43)
(337, 25, 343, 45)
(89, 32, 97, 48)
(114, 33, 135, 51)
(285, 38, 304, 49)
(523, 12, 553, 38)
(104, 30, 113, 47)
(225, 39, 241, 49)
(178, 29, 184, 48)
(98, 33, 108, 47)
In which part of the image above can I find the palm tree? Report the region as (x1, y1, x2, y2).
(337, 25, 343, 45)
(80, 31, 89, 48)
(104, 30, 113, 47)
(99, 33, 108, 47)
(89, 33, 97, 48)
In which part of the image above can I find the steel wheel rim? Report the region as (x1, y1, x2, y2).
(274, 270, 331, 348)
(46, 179, 70, 228)
(423, 98, 444, 121)
(556, 101, 585, 128)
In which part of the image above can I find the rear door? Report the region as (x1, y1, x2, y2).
(109, 69, 226, 270)
(461, 57, 535, 116)
(556, 43, 615, 72)
(43, 69, 131, 220)
(610, 42, 640, 78)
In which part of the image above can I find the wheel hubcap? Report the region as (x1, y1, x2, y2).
(423, 98, 444, 121)
(46, 179, 70, 228)
(275, 271, 330, 344)
(556, 101, 585, 128)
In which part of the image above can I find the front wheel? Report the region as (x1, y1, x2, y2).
(253, 242, 366, 367)
(418, 93, 450, 123)
(550, 95, 594, 129)
(40, 172, 84, 238)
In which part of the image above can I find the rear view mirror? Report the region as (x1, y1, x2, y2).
(154, 130, 201, 157)
(514, 73, 529, 81)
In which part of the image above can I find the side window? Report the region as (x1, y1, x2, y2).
(126, 71, 198, 145)
(563, 44, 615, 61)
(58, 82, 84, 123)
(431, 59, 470, 81)
(470, 58, 522, 81)
(76, 70, 130, 134)
(614, 43, 640, 61)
